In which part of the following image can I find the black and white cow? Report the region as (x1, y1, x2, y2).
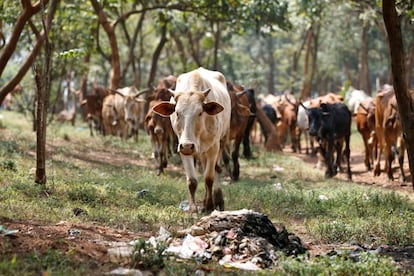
(304, 102, 352, 180)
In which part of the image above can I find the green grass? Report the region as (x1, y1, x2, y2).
(1, 109, 413, 275)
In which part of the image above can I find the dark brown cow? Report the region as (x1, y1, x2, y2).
(145, 100, 175, 175)
(355, 97, 376, 171)
(373, 86, 406, 182)
(223, 81, 252, 181)
(80, 85, 108, 136)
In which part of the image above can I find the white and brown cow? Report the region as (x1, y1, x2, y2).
(104, 86, 147, 141)
(153, 67, 231, 213)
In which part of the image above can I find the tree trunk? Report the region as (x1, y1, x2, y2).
(358, 25, 372, 95)
(34, 0, 59, 185)
(147, 16, 168, 89)
(90, 0, 121, 89)
(171, 30, 188, 72)
(382, 0, 414, 189)
(35, 66, 47, 185)
(266, 36, 275, 94)
(213, 21, 221, 70)
(300, 26, 313, 99)
(406, 34, 414, 88)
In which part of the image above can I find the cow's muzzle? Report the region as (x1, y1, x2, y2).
(179, 143, 195, 155)
(154, 126, 164, 135)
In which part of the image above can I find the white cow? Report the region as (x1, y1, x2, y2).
(153, 67, 231, 213)
(344, 86, 370, 115)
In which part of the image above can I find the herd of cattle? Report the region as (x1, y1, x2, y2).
(76, 67, 411, 212)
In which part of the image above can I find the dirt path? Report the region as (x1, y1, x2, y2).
(287, 143, 414, 197)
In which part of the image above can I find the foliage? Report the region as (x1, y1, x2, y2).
(275, 252, 400, 275)
(130, 238, 169, 271)
(0, 250, 88, 276)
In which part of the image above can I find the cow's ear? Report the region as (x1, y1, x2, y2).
(152, 102, 175, 117)
(203, 102, 224, 115)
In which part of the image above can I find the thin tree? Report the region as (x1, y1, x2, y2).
(382, 0, 414, 189)
(35, 0, 59, 185)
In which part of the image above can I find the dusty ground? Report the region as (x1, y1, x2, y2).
(1, 137, 414, 273)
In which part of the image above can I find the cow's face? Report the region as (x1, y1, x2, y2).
(153, 89, 224, 155)
(307, 107, 322, 137)
(124, 96, 145, 128)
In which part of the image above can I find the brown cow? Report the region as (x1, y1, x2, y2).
(144, 100, 175, 175)
(355, 97, 376, 171)
(264, 93, 299, 152)
(153, 67, 231, 213)
(114, 86, 147, 142)
(151, 75, 177, 101)
(80, 85, 108, 136)
(101, 94, 124, 137)
(373, 86, 406, 182)
(308, 92, 344, 108)
(223, 81, 252, 181)
(102, 86, 147, 141)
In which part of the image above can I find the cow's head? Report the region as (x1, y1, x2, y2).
(306, 103, 331, 137)
(113, 87, 147, 129)
(152, 88, 224, 155)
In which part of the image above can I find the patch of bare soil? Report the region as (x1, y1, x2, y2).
(0, 217, 150, 272)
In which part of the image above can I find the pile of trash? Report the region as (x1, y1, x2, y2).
(108, 209, 307, 271)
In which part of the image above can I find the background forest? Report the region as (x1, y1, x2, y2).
(1, 0, 413, 113)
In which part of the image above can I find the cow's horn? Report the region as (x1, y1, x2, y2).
(135, 88, 150, 97)
(168, 88, 176, 96)
(202, 88, 211, 97)
(236, 89, 248, 97)
(299, 102, 308, 111)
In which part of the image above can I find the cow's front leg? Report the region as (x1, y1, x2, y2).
(324, 138, 335, 178)
(182, 155, 198, 213)
(203, 147, 221, 213)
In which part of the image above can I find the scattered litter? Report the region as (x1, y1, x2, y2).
(107, 246, 133, 262)
(0, 225, 18, 236)
(106, 267, 144, 275)
(220, 256, 261, 271)
(165, 234, 208, 259)
(107, 210, 307, 271)
(272, 164, 284, 172)
(68, 228, 81, 236)
(179, 200, 190, 211)
(273, 183, 283, 190)
(137, 189, 149, 197)
(318, 195, 328, 201)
